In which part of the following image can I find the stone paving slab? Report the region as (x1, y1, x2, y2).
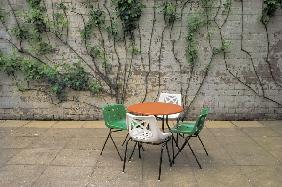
(0, 120, 281, 186)
(51, 149, 100, 167)
(7, 148, 60, 165)
(82, 121, 105, 128)
(0, 149, 22, 167)
(0, 136, 37, 149)
(240, 166, 282, 187)
(241, 127, 280, 137)
(27, 136, 71, 150)
(205, 121, 235, 128)
(232, 121, 264, 128)
(9, 127, 48, 137)
(0, 120, 30, 128)
(53, 121, 86, 128)
(23, 121, 57, 128)
(208, 127, 246, 137)
(259, 120, 282, 127)
(33, 166, 93, 187)
(0, 165, 46, 187)
(194, 166, 252, 187)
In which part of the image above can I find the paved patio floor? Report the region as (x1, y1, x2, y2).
(0, 120, 282, 187)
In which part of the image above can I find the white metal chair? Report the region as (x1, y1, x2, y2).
(158, 93, 182, 119)
(122, 113, 172, 181)
(158, 93, 182, 131)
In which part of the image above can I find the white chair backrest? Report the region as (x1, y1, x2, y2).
(158, 93, 182, 119)
(126, 113, 166, 143)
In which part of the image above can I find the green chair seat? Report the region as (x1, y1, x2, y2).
(107, 119, 127, 130)
(170, 123, 197, 134)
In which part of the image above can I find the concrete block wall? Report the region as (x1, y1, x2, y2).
(0, 0, 282, 120)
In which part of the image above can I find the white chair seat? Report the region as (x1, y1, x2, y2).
(126, 113, 172, 144)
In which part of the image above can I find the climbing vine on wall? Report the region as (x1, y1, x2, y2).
(0, 52, 102, 100)
(0, 0, 102, 101)
(113, 0, 144, 39)
(0, 0, 282, 120)
(186, 13, 206, 64)
(261, 0, 282, 24)
(159, 1, 178, 25)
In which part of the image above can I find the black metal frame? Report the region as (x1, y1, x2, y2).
(172, 134, 208, 169)
(100, 128, 127, 161)
(122, 137, 172, 181)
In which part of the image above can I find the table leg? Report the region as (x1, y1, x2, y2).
(162, 115, 165, 132)
(165, 115, 171, 130)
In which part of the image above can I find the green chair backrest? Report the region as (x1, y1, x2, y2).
(200, 107, 209, 116)
(194, 107, 209, 135)
(102, 104, 126, 128)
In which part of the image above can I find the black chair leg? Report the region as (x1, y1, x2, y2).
(141, 145, 145, 151)
(165, 142, 172, 167)
(172, 134, 180, 150)
(123, 138, 131, 173)
(100, 129, 111, 155)
(187, 142, 202, 169)
(173, 137, 190, 162)
(158, 144, 164, 181)
(198, 135, 208, 156)
(128, 141, 137, 161)
(171, 135, 175, 164)
(121, 133, 129, 146)
(138, 142, 142, 159)
(110, 133, 123, 161)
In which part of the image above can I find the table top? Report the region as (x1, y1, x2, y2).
(127, 102, 183, 116)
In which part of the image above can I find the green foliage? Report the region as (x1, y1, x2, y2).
(33, 41, 54, 55)
(114, 0, 144, 37)
(212, 40, 231, 54)
(25, 5, 47, 32)
(222, 0, 231, 15)
(81, 8, 106, 40)
(90, 46, 104, 59)
(62, 63, 89, 90)
(0, 53, 101, 100)
(53, 12, 68, 29)
(56, 2, 67, 11)
(200, 0, 215, 7)
(21, 59, 46, 80)
(186, 14, 206, 64)
(89, 81, 102, 94)
(11, 26, 30, 40)
(0, 52, 21, 76)
(261, 0, 282, 24)
(27, 0, 42, 8)
(106, 20, 119, 38)
(130, 45, 141, 55)
(11, 0, 54, 55)
(159, 1, 178, 25)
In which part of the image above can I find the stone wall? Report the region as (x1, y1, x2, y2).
(0, 0, 282, 120)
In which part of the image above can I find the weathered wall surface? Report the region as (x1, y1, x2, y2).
(0, 0, 282, 120)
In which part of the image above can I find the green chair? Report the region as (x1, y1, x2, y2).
(100, 104, 128, 160)
(170, 107, 209, 168)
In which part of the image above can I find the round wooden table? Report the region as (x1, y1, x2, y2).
(128, 102, 183, 131)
